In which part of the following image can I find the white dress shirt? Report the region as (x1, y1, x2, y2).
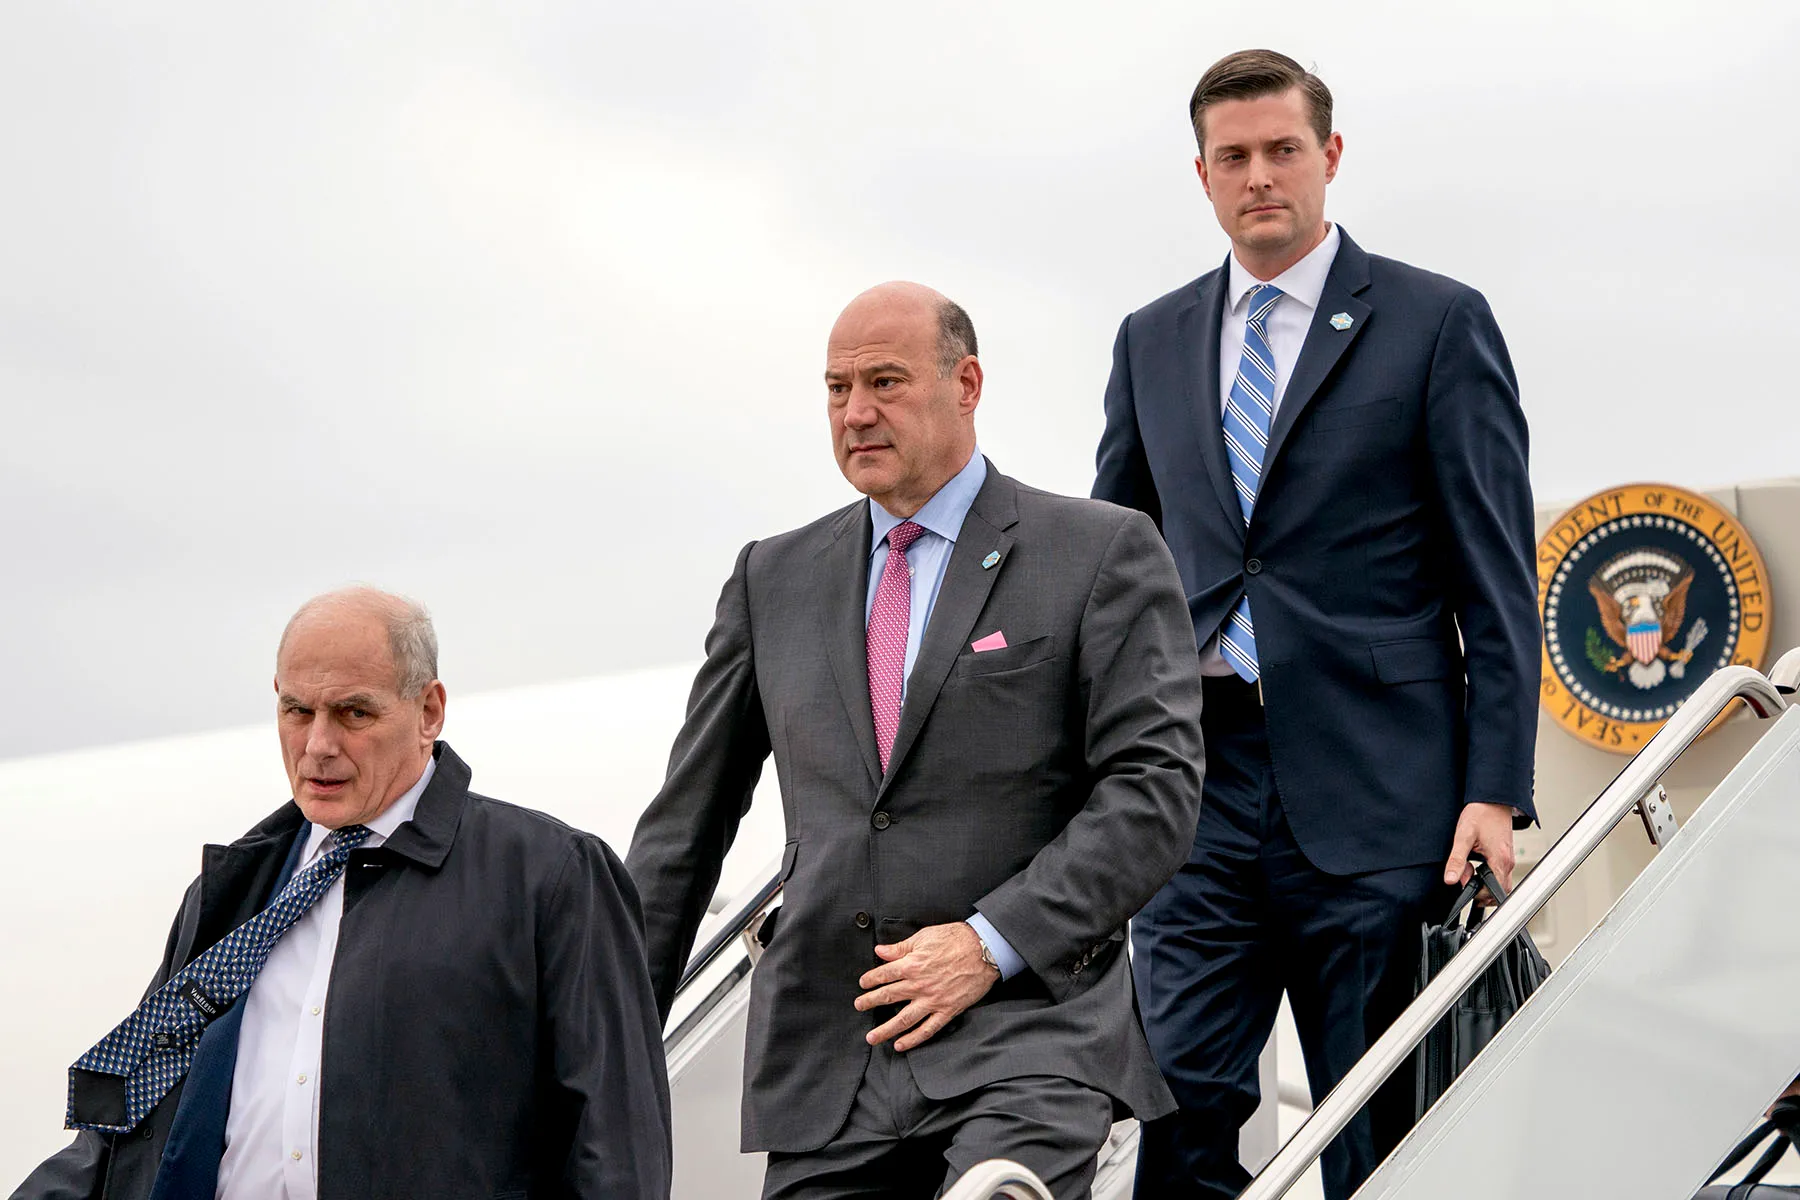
(1199, 223, 1343, 676)
(215, 757, 436, 1200)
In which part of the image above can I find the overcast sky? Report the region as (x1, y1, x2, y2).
(4, 2, 1797, 761)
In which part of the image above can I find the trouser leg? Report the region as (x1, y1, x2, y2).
(765, 1044, 1114, 1200)
(935, 1074, 1114, 1200)
(1132, 680, 1282, 1199)
(1268, 810, 1449, 1200)
(761, 1047, 945, 1200)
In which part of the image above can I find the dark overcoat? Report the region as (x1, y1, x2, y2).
(14, 741, 672, 1200)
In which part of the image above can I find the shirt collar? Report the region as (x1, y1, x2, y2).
(301, 754, 437, 863)
(1227, 222, 1342, 315)
(868, 448, 987, 554)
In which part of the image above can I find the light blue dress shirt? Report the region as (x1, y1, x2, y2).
(864, 449, 1026, 981)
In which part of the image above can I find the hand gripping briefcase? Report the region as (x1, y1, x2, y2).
(1412, 861, 1552, 1119)
(1693, 1096, 1800, 1198)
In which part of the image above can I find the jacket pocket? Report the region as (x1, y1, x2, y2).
(1370, 637, 1453, 683)
(1312, 397, 1401, 431)
(953, 634, 1056, 677)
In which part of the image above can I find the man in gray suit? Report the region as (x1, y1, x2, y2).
(627, 282, 1204, 1198)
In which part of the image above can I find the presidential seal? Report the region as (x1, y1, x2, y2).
(1538, 483, 1772, 754)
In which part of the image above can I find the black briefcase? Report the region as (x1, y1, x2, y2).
(1413, 861, 1551, 1118)
(1694, 1097, 1800, 1197)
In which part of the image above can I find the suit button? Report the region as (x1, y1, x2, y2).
(1245, 558, 1263, 575)
(871, 811, 891, 830)
(1070, 961, 1084, 976)
(855, 911, 872, 929)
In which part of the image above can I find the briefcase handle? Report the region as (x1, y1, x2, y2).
(1445, 860, 1511, 931)
(1704, 1096, 1800, 1188)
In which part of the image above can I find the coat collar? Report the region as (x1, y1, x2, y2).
(187, 742, 467, 958)
(377, 741, 469, 870)
(221, 740, 469, 872)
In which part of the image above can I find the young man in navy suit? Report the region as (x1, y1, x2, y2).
(1094, 49, 1539, 1200)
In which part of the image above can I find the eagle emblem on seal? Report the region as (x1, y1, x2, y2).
(1585, 549, 1708, 690)
(1538, 483, 1771, 754)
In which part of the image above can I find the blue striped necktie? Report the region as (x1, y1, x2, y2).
(1218, 283, 1282, 683)
(67, 824, 371, 1132)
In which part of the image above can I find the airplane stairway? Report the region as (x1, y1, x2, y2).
(1241, 656, 1800, 1200)
(662, 655, 1800, 1199)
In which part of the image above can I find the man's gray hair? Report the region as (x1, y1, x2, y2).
(384, 596, 439, 697)
(936, 299, 978, 378)
(279, 587, 440, 698)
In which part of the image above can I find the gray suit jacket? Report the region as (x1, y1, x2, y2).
(626, 463, 1205, 1153)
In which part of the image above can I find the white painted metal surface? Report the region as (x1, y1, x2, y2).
(1237, 665, 1789, 1200)
(664, 945, 767, 1197)
(941, 1159, 1055, 1200)
(1770, 645, 1800, 690)
(662, 865, 778, 1198)
(1357, 704, 1800, 1199)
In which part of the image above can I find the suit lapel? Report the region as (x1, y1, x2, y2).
(1179, 262, 1245, 540)
(814, 503, 883, 788)
(1261, 231, 1373, 480)
(878, 469, 1019, 796)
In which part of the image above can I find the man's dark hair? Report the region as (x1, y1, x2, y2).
(1188, 49, 1333, 156)
(935, 299, 978, 378)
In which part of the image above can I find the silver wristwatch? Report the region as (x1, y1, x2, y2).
(977, 936, 1000, 975)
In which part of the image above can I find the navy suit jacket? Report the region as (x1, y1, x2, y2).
(1094, 228, 1539, 874)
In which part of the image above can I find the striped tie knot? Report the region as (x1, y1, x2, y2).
(1247, 283, 1284, 329)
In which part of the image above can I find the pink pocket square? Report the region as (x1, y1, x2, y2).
(971, 631, 1008, 653)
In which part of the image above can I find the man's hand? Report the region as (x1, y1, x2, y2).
(1443, 801, 1517, 891)
(855, 921, 999, 1052)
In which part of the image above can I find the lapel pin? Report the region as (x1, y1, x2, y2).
(981, 551, 1001, 570)
(1329, 312, 1353, 331)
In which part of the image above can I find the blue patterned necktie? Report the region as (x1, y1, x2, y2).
(67, 824, 372, 1133)
(1218, 283, 1283, 683)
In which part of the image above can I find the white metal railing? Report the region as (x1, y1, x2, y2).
(1770, 646, 1800, 691)
(1236, 663, 1790, 1200)
(941, 1158, 1055, 1200)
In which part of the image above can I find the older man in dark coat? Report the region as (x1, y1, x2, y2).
(13, 588, 671, 1200)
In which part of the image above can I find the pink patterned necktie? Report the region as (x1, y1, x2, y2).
(868, 520, 926, 773)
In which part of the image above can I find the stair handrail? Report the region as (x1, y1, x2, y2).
(1236, 663, 1789, 1200)
(941, 1159, 1056, 1200)
(1769, 647, 1800, 692)
(677, 859, 786, 993)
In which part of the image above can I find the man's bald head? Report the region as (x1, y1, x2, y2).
(274, 587, 446, 829)
(279, 587, 438, 698)
(825, 282, 984, 518)
(834, 281, 978, 379)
